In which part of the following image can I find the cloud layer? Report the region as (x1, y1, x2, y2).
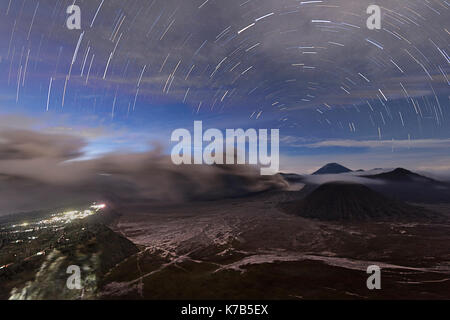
(0, 128, 287, 216)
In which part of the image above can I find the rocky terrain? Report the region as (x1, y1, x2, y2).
(2, 166, 450, 300)
(99, 188, 450, 299)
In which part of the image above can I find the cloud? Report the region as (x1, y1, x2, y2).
(0, 129, 86, 160)
(10, 0, 447, 119)
(280, 135, 450, 150)
(0, 114, 39, 129)
(303, 138, 450, 149)
(301, 173, 385, 186)
(0, 128, 287, 215)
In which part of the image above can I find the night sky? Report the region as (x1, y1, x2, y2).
(0, 0, 449, 173)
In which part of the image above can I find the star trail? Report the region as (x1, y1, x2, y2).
(0, 0, 449, 172)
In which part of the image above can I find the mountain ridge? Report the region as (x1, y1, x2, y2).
(281, 182, 435, 221)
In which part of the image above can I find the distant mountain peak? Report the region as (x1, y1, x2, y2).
(312, 163, 352, 175)
(391, 168, 414, 175)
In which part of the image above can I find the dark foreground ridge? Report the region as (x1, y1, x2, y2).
(0, 207, 138, 300)
(281, 182, 435, 221)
